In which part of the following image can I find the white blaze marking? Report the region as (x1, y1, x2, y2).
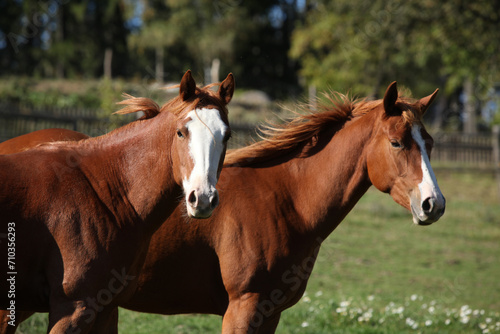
(411, 124, 442, 204)
(183, 108, 227, 196)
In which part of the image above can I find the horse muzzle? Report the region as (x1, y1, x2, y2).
(186, 187, 219, 219)
(410, 193, 446, 226)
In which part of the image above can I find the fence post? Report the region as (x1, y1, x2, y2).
(493, 125, 500, 201)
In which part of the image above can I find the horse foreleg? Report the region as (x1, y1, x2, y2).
(47, 296, 120, 334)
(0, 310, 33, 334)
(47, 300, 93, 334)
(221, 295, 281, 334)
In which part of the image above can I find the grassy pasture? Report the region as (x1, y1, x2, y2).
(19, 170, 500, 333)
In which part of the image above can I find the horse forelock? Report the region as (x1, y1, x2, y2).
(115, 83, 228, 122)
(161, 87, 229, 119)
(396, 99, 424, 125)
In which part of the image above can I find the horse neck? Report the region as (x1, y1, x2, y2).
(80, 113, 179, 227)
(283, 112, 376, 238)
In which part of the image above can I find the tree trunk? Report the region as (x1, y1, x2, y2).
(431, 95, 447, 130)
(309, 84, 317, 111)
(55, 5, 65, 78)
(463, 78, 477, 134)
(155, 47, 164, 84)
(210, 58, 220, 84)
(104, 47, 113, 79)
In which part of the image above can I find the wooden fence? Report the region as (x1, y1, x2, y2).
(0, 103, 133, 141)
(432, 130, 500, 169)
(1, 104, 500, 173)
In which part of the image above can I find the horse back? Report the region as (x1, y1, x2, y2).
(0, 128, 89, 155)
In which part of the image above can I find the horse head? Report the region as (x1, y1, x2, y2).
(366, 82, 445, 225)
(169, 70, 234, 218)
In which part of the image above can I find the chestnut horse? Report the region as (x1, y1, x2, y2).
(0, 70, 234, 333)
(0, 129, 89, 154)
(1, 82, 444, 333)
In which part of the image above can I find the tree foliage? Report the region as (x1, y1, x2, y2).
(290, 0, 500, 99)
(0, 0, 498, 114)
(0, 0, 300, 96)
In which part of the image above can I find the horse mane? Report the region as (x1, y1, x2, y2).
(114, 83, 228, 120)
(224, 92, 422, 167)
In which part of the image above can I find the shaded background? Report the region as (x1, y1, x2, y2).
(1, 0, 499, 129)
(1, 1, 499, 333)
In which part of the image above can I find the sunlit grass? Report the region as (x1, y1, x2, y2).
(19, 170, 500, 333)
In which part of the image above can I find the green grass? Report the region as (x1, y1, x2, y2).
(18, 170, 500, 333)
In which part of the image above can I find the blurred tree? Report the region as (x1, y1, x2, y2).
(0, 0, 130, 78)
(290, 0, 500, 130)
(128, 0, 175, 84)
(130, 0, 300, 96)
(0, 1, 24, 73)
(290, 0, 444, 97)
(131, 0, 275, 85)
(433, 0, 500, 132)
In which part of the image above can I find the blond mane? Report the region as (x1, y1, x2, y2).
(224, 92, 423, 167)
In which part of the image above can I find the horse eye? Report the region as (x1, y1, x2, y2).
(223, 132, 232, 142)
(176, 130, 184, 138)
(390, 140, 402, 149)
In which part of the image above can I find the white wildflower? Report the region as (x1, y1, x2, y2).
(393, 306, 405, 314)
(340, 300, 350, 308)
(406, 317, 415, 327)
(315, 290, 323, 297)
(425, 320, 433, 326)
(410, 294, 418, 301)
(301, 321, 309, 328)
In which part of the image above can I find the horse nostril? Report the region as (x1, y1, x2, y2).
(422, 197, 435, 214)
(210, 192, 219, 209)
(188, 191, 197, 206)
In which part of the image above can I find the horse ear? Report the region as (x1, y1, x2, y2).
(180, 70, 196, 101)
(419, 88, 439, 115)
(218, 73, 235, 105)
(383, 81, 399, 115)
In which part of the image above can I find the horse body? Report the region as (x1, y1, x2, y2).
(0, 70, 234, 333)
(122, 97, 379, 329)
(123, 83, 445, 333)
(0, 82, 444, 334)
(0, 126, 164, 331)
